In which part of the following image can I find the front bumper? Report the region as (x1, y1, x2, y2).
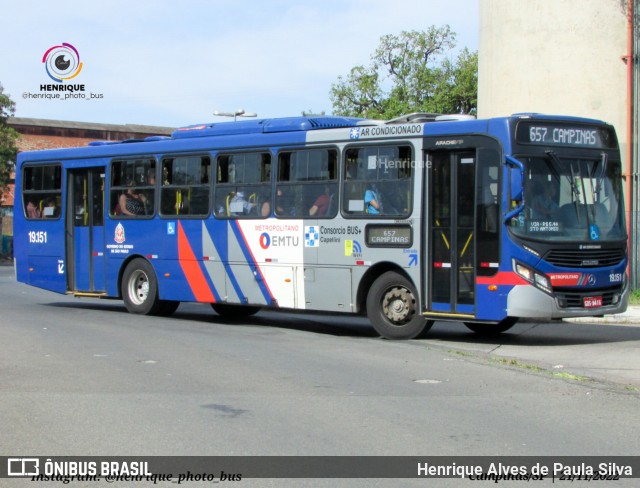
(507, 283, 629, 320)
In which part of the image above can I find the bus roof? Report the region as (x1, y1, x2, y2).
(16, 112, 613, 165)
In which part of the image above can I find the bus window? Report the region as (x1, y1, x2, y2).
(476, 147, 500, 277)
(110, 158, 155, 217)
(343, 145, 412, 217)
(214, 152, 271, 218)
(22, 164, 62, 219)
(276, 148, 338, 218)
(160, 155, 210, 216)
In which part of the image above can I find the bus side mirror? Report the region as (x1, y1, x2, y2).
(510, 167, 523, 202)
(504, 156, 525, 224)
(506, 156, 524, 202)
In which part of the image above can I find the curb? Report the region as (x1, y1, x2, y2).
(563, 306, 640, 325)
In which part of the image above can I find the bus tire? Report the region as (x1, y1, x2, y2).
(464, 317, 518, 335)
(122, 258, 161, 315)
(212, 303, 261, 318)
(366, 271, 430, 340)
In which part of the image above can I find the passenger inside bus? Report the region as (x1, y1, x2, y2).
(530, 183, 559, 219)
(273, 187, 296, 217)
(25, 200, 41, 219)
(228, 191, 255, 216)
(119, 181, 147, 215)
(260, 188, 279, 217)
(309, 184, 333, 217)
(42, 197, 59, 218)
(364, 184, 381, 214)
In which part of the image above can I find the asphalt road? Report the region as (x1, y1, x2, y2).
(1, 265, 639, 487)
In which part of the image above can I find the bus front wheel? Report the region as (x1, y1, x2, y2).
(366, 271, 432, 340)
(122, 258, 161, 315)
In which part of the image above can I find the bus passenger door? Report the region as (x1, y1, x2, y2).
(425, 141, 501, 319)
(427, 149, 477, 316)
(66, 167, 106, 293)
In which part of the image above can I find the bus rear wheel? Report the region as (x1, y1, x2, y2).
(366, 271, 432, 340)
(464, 317, 518, 335)
(122, 258, 161, 315)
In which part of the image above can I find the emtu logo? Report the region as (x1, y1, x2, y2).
(259, 232, 271, 249)
(42, 42, 83, 82)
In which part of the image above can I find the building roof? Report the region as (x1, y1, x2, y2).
(8, 117, 174, 135)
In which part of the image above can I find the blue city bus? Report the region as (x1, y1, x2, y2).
(13, 113, 628, 339)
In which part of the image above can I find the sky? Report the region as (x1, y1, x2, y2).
(1, 0, 479, 128)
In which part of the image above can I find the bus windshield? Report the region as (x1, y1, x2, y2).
(511, 153, 626, 242)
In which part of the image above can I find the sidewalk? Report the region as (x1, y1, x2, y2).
(564, 304, 640, 324)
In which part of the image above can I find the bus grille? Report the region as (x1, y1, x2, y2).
(544, 249, 625, 268)
(555, 286, 623, 308)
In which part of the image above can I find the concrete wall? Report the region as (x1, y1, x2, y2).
(479, 0, 628, 160)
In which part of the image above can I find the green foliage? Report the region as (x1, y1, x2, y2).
(301, 109, 326, 117)
(629, 288, 640, 305)
(330, 26, 478, 119)
(0, 83, 18, 190)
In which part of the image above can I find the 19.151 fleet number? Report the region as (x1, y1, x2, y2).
(28, 231, 47, 243)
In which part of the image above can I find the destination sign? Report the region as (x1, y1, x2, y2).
(365, 224, 412, 248)
(515, 122, 616, 149)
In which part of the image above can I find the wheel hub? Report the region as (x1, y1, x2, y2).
(128, 270, 149, 305)
(382, 286, 414, 324)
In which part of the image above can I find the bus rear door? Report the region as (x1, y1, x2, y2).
(66, 167, 106, 293)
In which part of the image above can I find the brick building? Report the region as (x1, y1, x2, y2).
(0, 118, 173, 256)
(1, 117, 174, 213)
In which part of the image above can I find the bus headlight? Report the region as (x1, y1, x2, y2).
(534, 273, 552, 293)
(515, 262, 532, 281)
(513, 260, 552, 294)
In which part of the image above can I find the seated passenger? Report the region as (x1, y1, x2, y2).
(42, 197, 59, 218)
(364, 184, 382, 215)
(229, 191, 255, 215)
(26, 200, 41, 219)
(119, 182, 147, 215)
(309, 185, 332, 217)
(274, 188, 295, 217)
(530, 184, 559, 219)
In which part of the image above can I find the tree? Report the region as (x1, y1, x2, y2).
(301, 109, 326, 116)
(0, 83, 18, 190)
(330, 26, 478, 119)
(440, 48, 478, 115)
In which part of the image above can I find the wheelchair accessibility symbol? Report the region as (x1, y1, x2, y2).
(589, 224, 600, 241)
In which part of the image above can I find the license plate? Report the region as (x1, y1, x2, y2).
(583, 296, 603, 308)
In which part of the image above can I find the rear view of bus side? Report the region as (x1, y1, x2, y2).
(14, 113, 628, 339)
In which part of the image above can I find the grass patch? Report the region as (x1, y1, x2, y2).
(447, 349, 474, 357)
(630, 289, 640, 306)
(492, 357, 590, 382)
(552, 371, 590, 382)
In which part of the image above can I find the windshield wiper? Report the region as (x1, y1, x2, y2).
(543, 150, 562, 182)
(592, 152, 608, 200)
(545, 150, 582, 223)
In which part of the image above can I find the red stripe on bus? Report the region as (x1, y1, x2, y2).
(177, 221, 216, 303)
(476, 271, 529, 286)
